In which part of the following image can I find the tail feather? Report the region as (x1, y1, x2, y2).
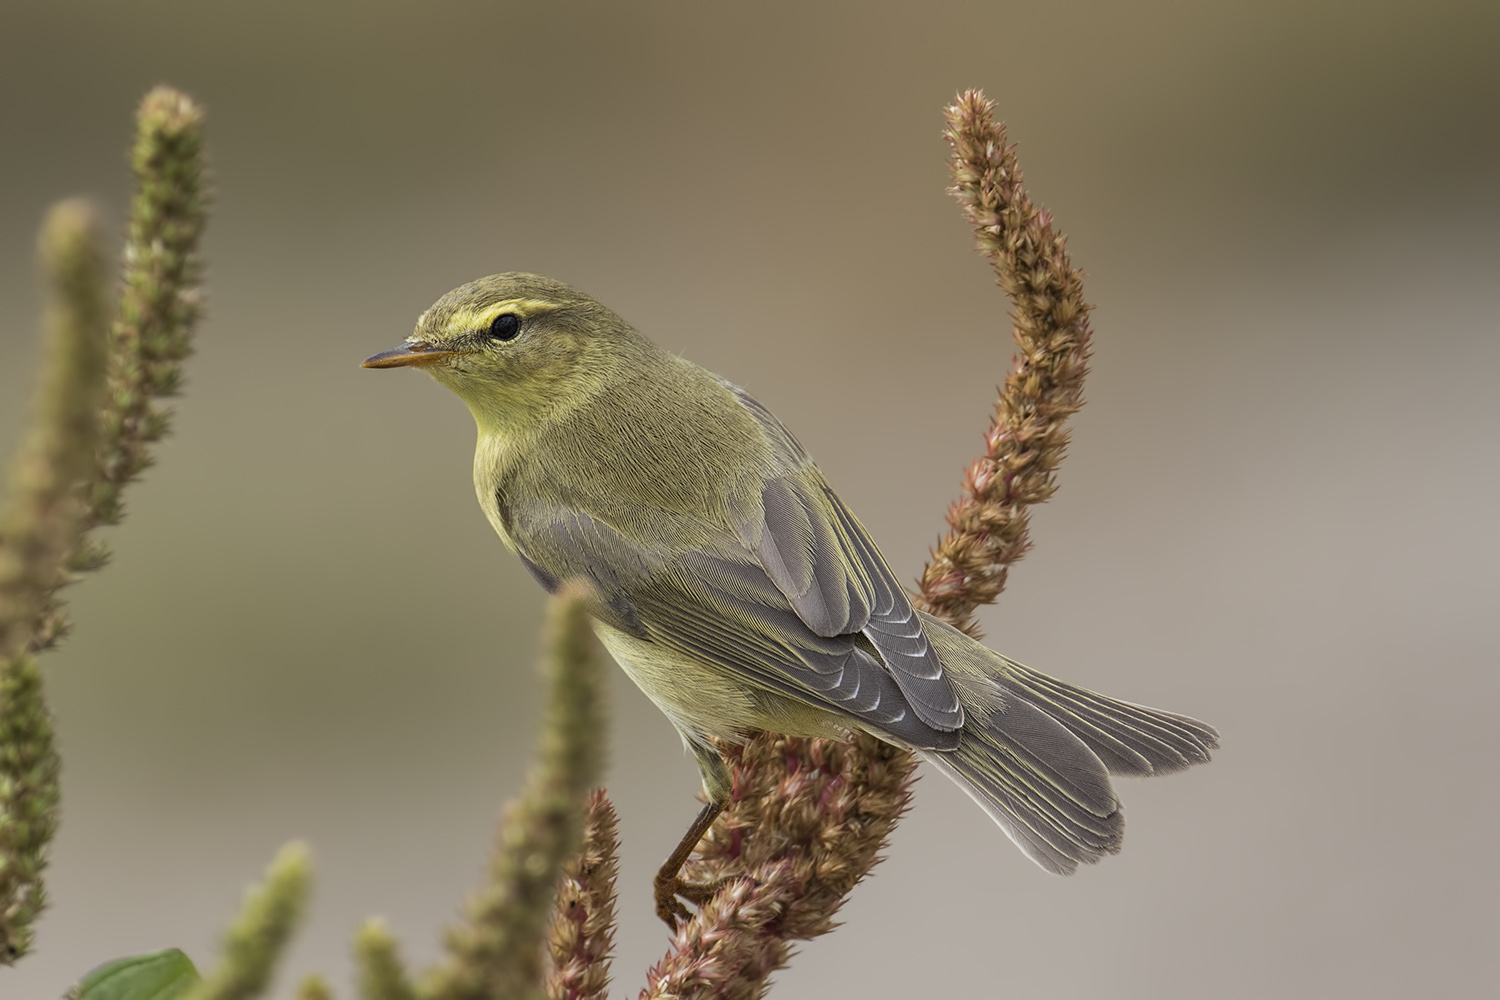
(909, 612, 1219, 875)
(1000, 660, 1220, 777)
(920, 692, 1124, 875)
(975, 693, 1119, 836)
(922, 753, 1103, 875)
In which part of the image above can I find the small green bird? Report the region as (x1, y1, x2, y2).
(365, 272, 1217, 925)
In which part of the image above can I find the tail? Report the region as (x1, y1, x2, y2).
(914, 613, 1219, 875)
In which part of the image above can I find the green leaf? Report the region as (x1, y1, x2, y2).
(74, 949, 201, 1000)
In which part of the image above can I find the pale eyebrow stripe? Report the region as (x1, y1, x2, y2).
(443, 298, 563, 337)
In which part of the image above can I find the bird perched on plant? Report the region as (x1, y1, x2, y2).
(364, 272, 1217, 926)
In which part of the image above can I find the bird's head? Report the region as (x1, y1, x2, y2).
(364, 272, 644, 432)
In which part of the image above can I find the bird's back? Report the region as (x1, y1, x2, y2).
(491, 349, 778, 556)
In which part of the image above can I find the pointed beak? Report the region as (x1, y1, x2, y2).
(361, 342, 456, 369)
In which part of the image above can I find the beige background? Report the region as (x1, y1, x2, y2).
(3, 1, 1497, 997)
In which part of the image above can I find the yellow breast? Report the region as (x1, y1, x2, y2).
(472, 430, 521, 551)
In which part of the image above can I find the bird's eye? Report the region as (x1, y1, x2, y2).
(487, 312, 522, 342)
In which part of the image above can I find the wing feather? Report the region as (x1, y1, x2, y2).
(501, 381, 967, 745)
(514, 503, 957, 750)
(729, 384, 965, 730)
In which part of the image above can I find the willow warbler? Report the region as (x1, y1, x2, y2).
(365, 272, 1217, 924)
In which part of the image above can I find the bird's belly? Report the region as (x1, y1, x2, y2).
(592, 621, 844, 745)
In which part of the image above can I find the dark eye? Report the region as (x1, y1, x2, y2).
(487, 312, 522, 341)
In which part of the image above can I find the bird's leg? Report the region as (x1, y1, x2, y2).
(655, 744, 740, 929)
(653, 798, 732, 929)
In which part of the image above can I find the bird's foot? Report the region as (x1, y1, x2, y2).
(654, 871, 735, 930)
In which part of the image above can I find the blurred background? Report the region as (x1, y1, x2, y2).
(3, 1, 1497, 996)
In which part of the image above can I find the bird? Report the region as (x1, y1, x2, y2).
(364, 272, 1218, 926)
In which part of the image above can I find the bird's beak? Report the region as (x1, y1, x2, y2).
(361, 342, 455, 369)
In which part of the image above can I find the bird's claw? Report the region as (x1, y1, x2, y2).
(654, 872, 734, 930)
